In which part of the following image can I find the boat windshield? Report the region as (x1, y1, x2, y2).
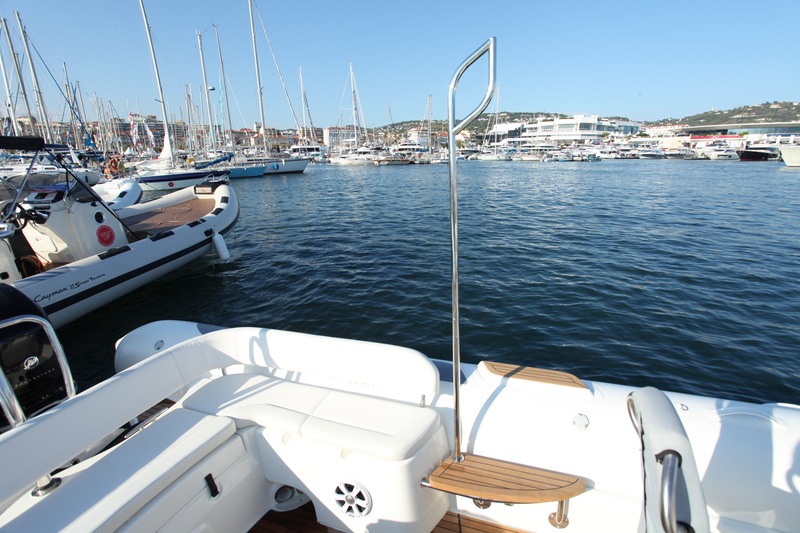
(0, 167, 95, 221)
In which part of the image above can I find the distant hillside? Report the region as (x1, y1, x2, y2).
(386, 111, 569, 137)
(646, 101, 800, 126)
(382, 102, 800, 137)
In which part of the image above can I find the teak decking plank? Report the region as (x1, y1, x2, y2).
(252, 506, 526, 533)
(122, 197, 215, 236)
(424, 454, 585, 504)
(431, 512, 529, 533)
(483, 362, 587, 389)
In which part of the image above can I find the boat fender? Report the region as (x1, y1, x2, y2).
(212, 231, 230, 262)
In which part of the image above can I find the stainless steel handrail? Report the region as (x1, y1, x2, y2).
(660, 452, 681, 533)
(447, 37, 496, 462)
(0, 314, 76, 429)
(627, 392, 687, 533)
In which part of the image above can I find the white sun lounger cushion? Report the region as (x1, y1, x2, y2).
(181, 374, 329, 431)
(301, 389, 442, 461)
(182, 373, 442, 461)
(5, 408, 236, 532)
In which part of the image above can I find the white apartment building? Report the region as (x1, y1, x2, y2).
(514, 114, 641, 146)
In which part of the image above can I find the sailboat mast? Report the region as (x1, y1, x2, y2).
(350, 63, 360, 146)
(2, 18, 34, 136)
(14, 12, 53, 143)
(213, 25, 234, 149)
(0, 23, 19, 135)
(427, 94, 432, 150)
(299, 67, 317, 145)
(196, 31, 216, 149)
(63, 63, 78, 146)
(138, 0, 172, 161)
(248, 0, 268, 155)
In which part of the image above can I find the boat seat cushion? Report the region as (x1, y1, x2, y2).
(301, 389, 441, 461)
(182, 373, 441, 461)
(6, 408, 235, 532)
(180, 374, 329, 431)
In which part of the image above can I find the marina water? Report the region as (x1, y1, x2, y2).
(59, 159, 800, 405)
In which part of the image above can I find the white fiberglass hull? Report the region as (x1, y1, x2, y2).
(329, 156, 375, 165)
(136, 169, 231, 191)
(257, 157, 310, 175)
(703, 149, 740, 160)
(92, 178, 143, 210)
(780, 144, 800, 166)
(1, 321, 796, 532)
(476, 153, 512, 160)
(11, 183, 238, 328)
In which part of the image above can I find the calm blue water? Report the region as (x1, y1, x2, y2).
(59, 159, 800, 405)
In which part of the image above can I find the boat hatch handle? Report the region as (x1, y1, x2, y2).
(0, 314, 76, 429)
(660, 451, 681, 533)
(448, 36, 496, 462)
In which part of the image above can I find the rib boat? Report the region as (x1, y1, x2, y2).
(0, 39, 798, 533)
(0, 136, 238, 328)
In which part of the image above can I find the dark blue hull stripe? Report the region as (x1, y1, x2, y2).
(42, 236, 213, 316)
(42, 208, 238, 317)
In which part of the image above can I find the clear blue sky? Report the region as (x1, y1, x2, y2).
(3, 0, 799, 130)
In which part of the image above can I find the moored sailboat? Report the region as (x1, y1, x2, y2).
(132, 0, 232, 191)
(0, 38, 797, 533)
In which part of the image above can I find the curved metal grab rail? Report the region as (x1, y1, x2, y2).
(447, 37, 496, 462)
(659, 452, 680, 533)
(627, 389, 709, 533)
(627, 395, 680, 533)
(0, 314, 76, 428)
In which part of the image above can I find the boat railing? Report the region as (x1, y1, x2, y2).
(0, 314, 76, 429)
(447, 36, 496, 462)
(627, 387, 709, 533)
(0, 136, 45, 228)
(422, 37, 587, 527)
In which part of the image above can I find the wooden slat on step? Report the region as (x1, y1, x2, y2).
(249, 506, 527, 533)
(432, 512, 530, 533)
(249, 502, 340, 532)
(483, 362, 587, 389)
(423, 453, 585, 504)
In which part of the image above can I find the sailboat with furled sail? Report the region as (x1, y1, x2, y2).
(0, 38, 798, 533)
(288, 67, 327, 163)
(131, 0, 230, 191)
(222, 0, 309, 176)
(329, 63, 382, 165)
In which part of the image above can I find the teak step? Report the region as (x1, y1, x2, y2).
(483, 362, 587, 389)
(422, 453, 585, 504)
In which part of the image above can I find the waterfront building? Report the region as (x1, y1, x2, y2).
(641, 124, 688, 137)
(323, 125, 361, 149)
(406, 127, 430, 147)
(675, 121, 800, 139)
(653, 121, 800, 151)
(519, 114, 641, 146)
